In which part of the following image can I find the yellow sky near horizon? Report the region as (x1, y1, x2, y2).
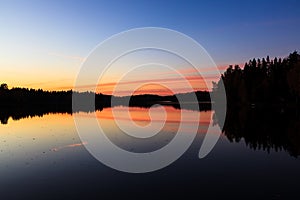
(0, 63, 227, 95)
(0, 50, 229, 96)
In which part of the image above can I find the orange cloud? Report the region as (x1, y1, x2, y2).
(49, 66, 226, 95)
(98, 74, 218, 95)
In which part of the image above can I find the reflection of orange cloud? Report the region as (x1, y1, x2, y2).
(75, 107, 213, 135)
(93, 106, 211, 124)
(51, 142, 87, 152)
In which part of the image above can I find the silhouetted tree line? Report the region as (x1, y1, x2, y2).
(213, 51, 300, 109)
(0, 85, 72, 106)
(213, 51, 300, 157)
(111, 91, 211, 110)
(0, 86, 108, 124)
(0, 84, 210, 124)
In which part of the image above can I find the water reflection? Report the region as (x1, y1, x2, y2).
(215, 107, 300, 157)
(0, 102, 211, 125)
(95, 106, 210, 153)
(0, 105, 73, 125)
(0, 106, 211, 167)
(2, 103, 300, 158)
(1, 106, 300, 199)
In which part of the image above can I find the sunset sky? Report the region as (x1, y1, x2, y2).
(1, 0, 300, 95)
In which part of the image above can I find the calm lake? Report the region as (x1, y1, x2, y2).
(1, 106, 300, 199)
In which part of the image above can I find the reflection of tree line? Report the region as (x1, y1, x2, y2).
(1, 51, 300, 157)
(215, 107, 300, 157)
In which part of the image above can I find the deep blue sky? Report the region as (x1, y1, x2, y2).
(1, 0, 300, 88)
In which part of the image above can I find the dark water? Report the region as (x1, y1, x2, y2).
(0, 106, 300, 199)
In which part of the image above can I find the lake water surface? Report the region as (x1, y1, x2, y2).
(1, 106, 300, 199)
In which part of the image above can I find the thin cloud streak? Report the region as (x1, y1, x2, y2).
(74, 75, 218, 89)
(50, 66, 227, 94)
(51, 142, 87, 152)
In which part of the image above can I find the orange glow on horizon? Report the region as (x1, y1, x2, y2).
(96, 73, 213, 95)
(3, 65, 231, 95)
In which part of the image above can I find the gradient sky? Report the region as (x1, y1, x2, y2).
(1, 0, 300, 95)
